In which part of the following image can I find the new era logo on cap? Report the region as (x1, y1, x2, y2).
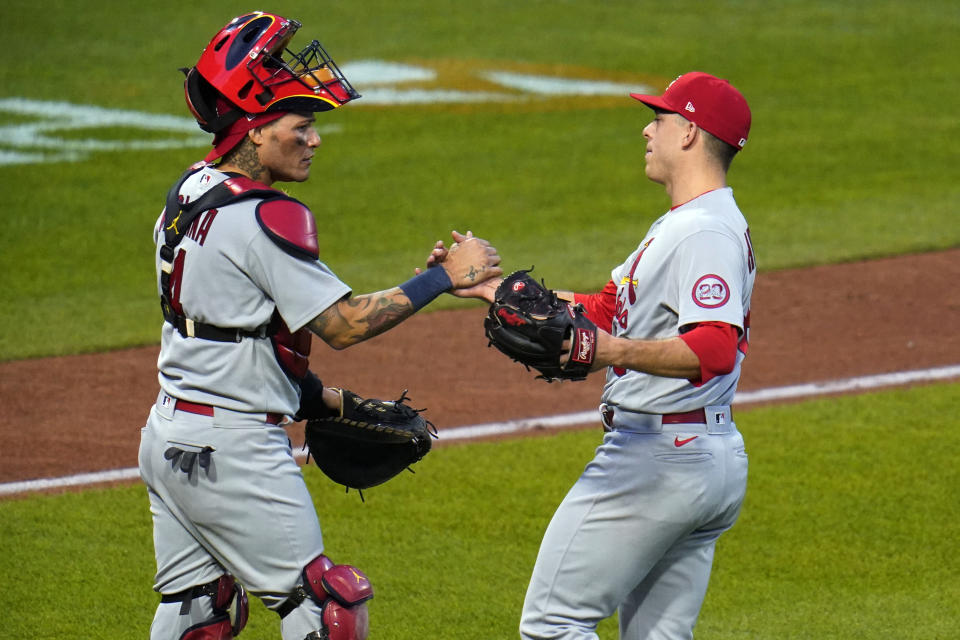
(630, 72, 751, 149)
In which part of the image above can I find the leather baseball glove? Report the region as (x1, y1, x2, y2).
(483, 270, 598, 382)
(305, 388, 437, 496)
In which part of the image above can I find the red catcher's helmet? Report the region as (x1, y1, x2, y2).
(184, 11, 360, 133)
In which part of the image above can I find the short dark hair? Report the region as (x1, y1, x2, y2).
(701, 128, 739, 172)
(654, 108, 739, 171)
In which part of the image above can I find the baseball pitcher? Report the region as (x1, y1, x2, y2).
(448, 71, 755, 639)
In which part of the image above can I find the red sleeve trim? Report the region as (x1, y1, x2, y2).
(678, 321, 739, 385)
(573, 280, 618, 331)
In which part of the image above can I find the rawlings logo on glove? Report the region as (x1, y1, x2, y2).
(571, 327, 596, 365)
(483, 270, 598, 382)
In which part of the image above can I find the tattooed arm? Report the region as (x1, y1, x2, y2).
(309, 232, 502, 349)
(308, 288, 415, 350)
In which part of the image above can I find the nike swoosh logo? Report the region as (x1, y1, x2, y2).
(674, 435, 699, 447)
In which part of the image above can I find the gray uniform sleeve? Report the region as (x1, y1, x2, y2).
(673, 230, 746, 331)
(245, 232, 352, 332)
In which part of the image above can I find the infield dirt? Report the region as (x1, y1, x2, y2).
(2, 249, 958, 487)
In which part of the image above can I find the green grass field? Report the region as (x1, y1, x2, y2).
(1, 1, 959, 638)
(2, 385, 958, 639)
(1, 0, 958, 360)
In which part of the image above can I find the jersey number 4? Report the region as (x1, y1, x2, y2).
(164, 209, 219, 317)
(167, 248, 187, 316)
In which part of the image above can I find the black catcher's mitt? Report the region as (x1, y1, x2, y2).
(483, 270, 598, 382)
(305, 389, 437, 494)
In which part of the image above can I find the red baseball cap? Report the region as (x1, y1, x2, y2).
(630, 72, 751, 149)
(204, 110, 288, 163)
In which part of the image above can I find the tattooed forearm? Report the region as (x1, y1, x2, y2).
(309, 290, 414, 349)
(342, 294, 412, 338)
(309, 306, 337, 336)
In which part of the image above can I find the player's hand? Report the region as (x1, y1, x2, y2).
(442, 229, 502, 289)
(427, 230, 500, 289)
(413, 234, 456, 276)
(414, 231, 502, 299)
(448, 275, 501, 301)
(416, 240, 449, 273)
(322, 386, 344, 413)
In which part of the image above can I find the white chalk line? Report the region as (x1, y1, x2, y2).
(3, 364, 959, 497)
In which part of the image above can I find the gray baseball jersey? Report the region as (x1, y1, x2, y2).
(602, 187, 754, 413)
(520, 187, 754, 640)
(152, 166, 351, 417)
(141, 165, 351, 639)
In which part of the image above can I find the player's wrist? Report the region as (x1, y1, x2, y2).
(296, 371, 331, 421)
(322, 387, 344, 415)
(399, 266, 454, 311)
(593, 330, 621, 371)
(483, 278, 501, 302)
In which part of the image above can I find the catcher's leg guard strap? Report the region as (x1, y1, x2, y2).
(161, 575, 249, 638)
(278, 555, 335, 618)
(278, 555, 373, 640)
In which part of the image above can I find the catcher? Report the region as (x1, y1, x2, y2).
(138, 12, 500, 640)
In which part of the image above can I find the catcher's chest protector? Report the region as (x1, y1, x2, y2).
(158, 164, 316, 377)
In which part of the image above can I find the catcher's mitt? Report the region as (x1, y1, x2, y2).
(483, 270, 598, 382)
(305, 388, 437, 495)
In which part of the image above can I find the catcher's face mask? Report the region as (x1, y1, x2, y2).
(185, 11, 360, 133)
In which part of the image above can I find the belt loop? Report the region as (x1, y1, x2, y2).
(599, 404, 614, 431)
(602, 405, 663, 433)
